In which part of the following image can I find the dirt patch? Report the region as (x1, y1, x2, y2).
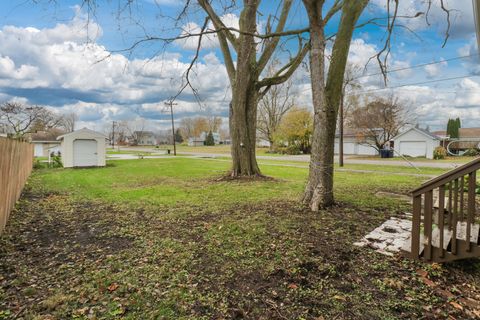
(2, 193, 480, 319)
(213, 173, 278, 183)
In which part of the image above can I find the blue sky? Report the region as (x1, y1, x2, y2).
(0, 0, 478, 133)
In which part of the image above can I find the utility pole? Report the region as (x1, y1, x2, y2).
(165, 100, 178, 156)
(112, 121, 116, 149)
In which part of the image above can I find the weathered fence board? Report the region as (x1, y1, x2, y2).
(0, 137, 33, 234)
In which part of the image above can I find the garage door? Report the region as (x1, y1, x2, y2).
(73, 139, 98, 167)
(343, 142, 356, 154)
(399, 141, 426, 157)
(358, 144, 377, 156)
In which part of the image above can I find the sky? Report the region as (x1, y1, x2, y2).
(0, 0, 479, 133)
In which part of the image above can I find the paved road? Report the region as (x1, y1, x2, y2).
(114, 147, 465, 169)
(178, 151, 463, 169)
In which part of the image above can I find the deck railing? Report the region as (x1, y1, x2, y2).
(410, 157, 480, 262)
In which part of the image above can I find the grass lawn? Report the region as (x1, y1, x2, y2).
(1, 158, 480, 319)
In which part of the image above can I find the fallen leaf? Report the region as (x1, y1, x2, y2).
(107, 283, 119, 292)
(422, 278, 436, 287)
(333, 295, 346, 301)
(416, 269, 428, 278)
(450, 301, 463, 311)
(288, 283, 298, 290)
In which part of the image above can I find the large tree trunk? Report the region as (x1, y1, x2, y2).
(230, 86, 261, 176)
(303, 0, 368, 210)
(229, 0, 261, 177)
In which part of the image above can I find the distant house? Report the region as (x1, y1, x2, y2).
(391, 127, 441, 159)
(432, 128, 480, 152)
(334, 128, 378, 156)
(188, 131, 221, 146)
(134, 131, 156, 146)
(30, 130, 63, 157)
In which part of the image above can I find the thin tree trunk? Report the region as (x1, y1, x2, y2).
(302, 6, 332, 209)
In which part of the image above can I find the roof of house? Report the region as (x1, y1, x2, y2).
(432, 128, 480, 139)
(31, 130, 64, 142)
(134, 131, 155, 135)
(391, 127, 440, 141)
(57, 128, 107, 140)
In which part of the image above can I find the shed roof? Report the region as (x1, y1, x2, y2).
(57, 128, 107, 140)
(31, 129, 64, 142)
(391, 127, 441, 141)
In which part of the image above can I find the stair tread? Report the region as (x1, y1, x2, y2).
(455, 221, 480, 243)
(401, 233, 425, 255)
(432, 227, 452, 249)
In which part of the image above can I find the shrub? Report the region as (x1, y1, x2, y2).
(433, 146, 447, 160)
(286, 144, 301, 155)
(463, 148, 479, 157)
(204, 131, 215, 146)
(50, 151, 63, 168)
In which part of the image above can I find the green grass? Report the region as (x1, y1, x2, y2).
(30, 158, 427, 210)
(3, 157, 479, 319)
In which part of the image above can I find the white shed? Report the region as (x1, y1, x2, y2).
(57, 128, 107, 168)
(391, 127, 440, 159)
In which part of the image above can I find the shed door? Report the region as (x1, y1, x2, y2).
(399, 141, 426, 157)
(73, 139, 98, 167)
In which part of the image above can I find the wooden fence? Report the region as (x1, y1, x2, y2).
(0, 137, 34, 234)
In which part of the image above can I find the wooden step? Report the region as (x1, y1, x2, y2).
(401, 233, 425, 256)
(431, 227, 452, 249)
(455, 222, 480, 243)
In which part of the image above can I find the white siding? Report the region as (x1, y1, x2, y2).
(334, 137, 379, 156)
(59, 129, 107, 168)
(392, 129, 440, 159)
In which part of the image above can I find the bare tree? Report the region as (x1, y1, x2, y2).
(302, 0, 452, 210)
(61, 112, 78, 132)
(348, 95, 413, 151)
(0, 102, 59, 137)
(179, 117, 195, 140)
(207, 116, 222, 133)
(257, 60, 295, 151)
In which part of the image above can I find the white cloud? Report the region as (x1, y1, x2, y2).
(369, 0, 475, 38)
(177, 13, 240, 50)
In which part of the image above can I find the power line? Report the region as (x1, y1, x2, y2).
(353, 53, 480, 80)
(354, 74, 480, 95)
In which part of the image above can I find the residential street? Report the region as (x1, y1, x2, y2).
(116, 147, 464, 169)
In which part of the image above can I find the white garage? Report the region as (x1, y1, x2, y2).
(392, 127, 440, 159)
(334, 135, 378, 156)
(57, 128, 107, 168)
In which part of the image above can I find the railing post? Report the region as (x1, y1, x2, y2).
(452, 179, 459, 255)
(460, 176, 465, 221)
(467, 171, 477, 252)
(438, 185, 445, 258)
(424, 190, 433, 261)
(411, 195, 422, 259)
